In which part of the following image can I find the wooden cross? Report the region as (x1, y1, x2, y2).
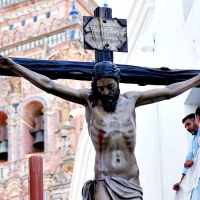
(0, 7, 199, 86)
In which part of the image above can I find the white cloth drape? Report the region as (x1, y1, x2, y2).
(175, 150, 200, 200)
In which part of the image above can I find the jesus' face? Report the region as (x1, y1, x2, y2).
(96, 78, 120, 112)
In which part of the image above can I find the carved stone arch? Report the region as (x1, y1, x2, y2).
(0, 31, 10, 47)
(20, 99, 44, 120)
(19, 98, 47, 157)
(24, 24, 35, 39)
(50, 17, 59, 31)
(37, 21, 47, 35)
(12, 28, 22, 43)
(19, 96, 48, 116)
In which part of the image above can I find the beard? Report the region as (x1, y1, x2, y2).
(191, 130, 198, 135)
(98, 88, 120, 112)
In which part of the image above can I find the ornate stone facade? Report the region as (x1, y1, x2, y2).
(0, 0, 97, 199)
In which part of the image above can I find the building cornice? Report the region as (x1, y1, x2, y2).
(0, 22, 82, 52)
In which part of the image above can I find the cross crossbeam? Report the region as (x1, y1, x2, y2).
(0, 57, 199, 86)
(0, 7, 199, 87)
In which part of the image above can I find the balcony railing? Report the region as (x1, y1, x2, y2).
(0, 0, 26, 9)
(0, 31, 82, 56)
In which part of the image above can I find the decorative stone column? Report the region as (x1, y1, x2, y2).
(50, 102, 76, 199)
(10, 116, 34, 161)
(42, 102, 62, 157)
(7, 93, 23, 115)
(56, 121, 75, 158)
(10, 77, 21, 94)
(61, 102, 70, 122)
(42, 107, 55, 155)
(53, 101, 75, 156)
(8, 77, 22, 114)
(6, 118, 19, 164)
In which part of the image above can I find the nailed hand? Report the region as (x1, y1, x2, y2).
(0, 55, 15, 70)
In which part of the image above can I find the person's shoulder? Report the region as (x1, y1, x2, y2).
(123, 90, 143, 99)
(79, 88, 92, 99)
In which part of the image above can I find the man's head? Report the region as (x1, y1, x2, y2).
(195, 106, 200, 125)
(182, 113, 198, 135)
(89, 61, 121, 112)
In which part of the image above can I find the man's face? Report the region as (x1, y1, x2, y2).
(97, 78, 118, 100)
(96, 78, 120, 112)
(184, 119, 198, 135)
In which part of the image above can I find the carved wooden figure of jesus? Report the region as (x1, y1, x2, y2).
(1, 56, 200, 200)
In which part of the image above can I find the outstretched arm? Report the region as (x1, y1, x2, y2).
(136, 73, 200, 107)
(0, 56, 87, 105)
(173, 174, 185, 191)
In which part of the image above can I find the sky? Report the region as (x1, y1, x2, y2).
(94, 0, 121, 7)
(94, 0, 131, 18)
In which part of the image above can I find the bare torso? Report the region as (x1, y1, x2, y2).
(82, 90, 141, 199)
(0, 55, 199, 200)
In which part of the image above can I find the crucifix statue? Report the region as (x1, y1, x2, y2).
(0, 6, 200, 200)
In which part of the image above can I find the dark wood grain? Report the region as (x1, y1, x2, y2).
(0, 57, 199, 86)
(94, 7, 113, 62)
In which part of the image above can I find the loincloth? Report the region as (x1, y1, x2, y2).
(82, 176, 143, 200)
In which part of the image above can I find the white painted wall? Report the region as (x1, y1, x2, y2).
(70, 0, 200, 199)
(118, 0, 200, 199)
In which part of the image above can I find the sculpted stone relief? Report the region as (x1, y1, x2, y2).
(22, 78, 39, 95)
(58, 17, 70, 27)
(53, 149, 74, 184)
(37, 22, 47, 35)
(53, 163, 72, 183)
(25, 25, 35, 38)
(61, 49, 69, 60)
(49, 46, 93, 62)
(0, 79, 12, 98)
(13, 30, 22, 43)
(49, 53, 61, 60)
(10, 77, 21, 93)
(1, 33, 10, 47)
(51, 18, 60, 31)
(61, 102, 70, 122)
(0, 21, 54, 48)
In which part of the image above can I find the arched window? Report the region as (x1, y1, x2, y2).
(70, 29, 75, 40)
(30, 115, 44, 151)
(20, 100, 45, 158)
